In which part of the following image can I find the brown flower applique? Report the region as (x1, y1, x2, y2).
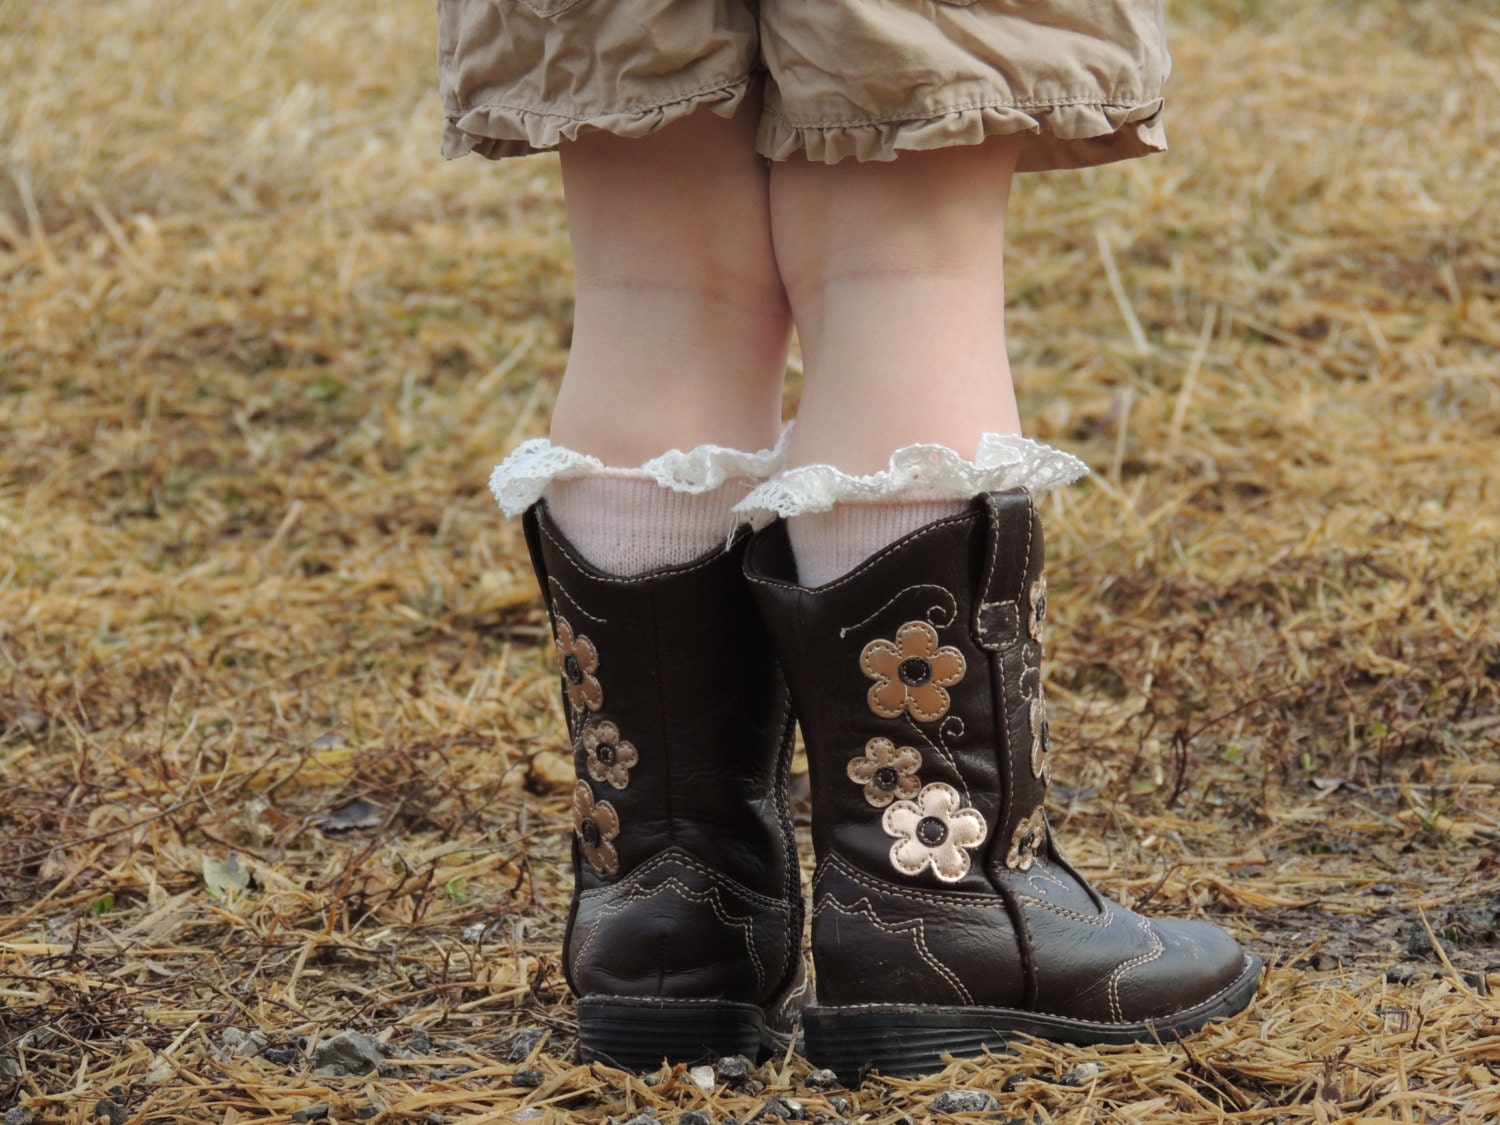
(573, 781, 619, 876)
(1028, 572, 1048, 643)
(846, 738, 922, 808)
(1029, 695, 1050, 781)
(883, 782, 988, 883)
(1006, 806, 1048, 872)
(582, 721, 638, 790)
(554, 615, 602, 714)
(861, 621, 966, 722)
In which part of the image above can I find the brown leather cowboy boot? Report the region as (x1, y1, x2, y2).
(745, 489, 1260, 1080)
(523, 501, 806, 1069)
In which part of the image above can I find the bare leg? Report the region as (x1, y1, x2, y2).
(769, 139, 1024, 473)
(549, 101, 792, 462)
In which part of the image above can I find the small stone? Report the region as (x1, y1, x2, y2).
(426, 1115, 444, 1125)
(95, 1101, 128, 1125)
(643, 1075, 662, 1087)
(5, 1109, 36, 1125)
(1369, 883, 1397, 896)
(758, 1096, 800, 1121)
(827, 1097, 852, 1116)
(689, 1065, 716, 1093)
(511, 1111, 543, 1122)
(0, 1057, 20, 1080)
(618, 1115, 659, 1125)
(410, 1027, 433, 1055)
(512, 1068, 544, 1088)
(928, 1089, 999, 1114)
(220, 1028, 269, 1058)
(1387, 963, 1425, 985)
(715, 1055, 753, 1086)
(263, 1046, 299, 1066)
(803, 1069, 838, 1090)
(1308, 952, 1342, 972)
(1058, 1061, 1102, 1086)
(292, 1105, 330, 1123)
(506, 1029, 545, 1063)
(356, 1109, 380, 1121)
(680, 1113, 712, 1125)
(311, 1030, 384, 1077)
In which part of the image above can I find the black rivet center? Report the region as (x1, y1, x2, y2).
(563, 654, 584, 684)
(579, 819, 601, 848)
(595, 742, 616, 765)
(873, 766, 900, 791)
(916, 816, 949, 847)
(898, 657, 932, 686)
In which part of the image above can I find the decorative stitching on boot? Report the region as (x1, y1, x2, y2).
(554, 616, 603, 715)
(861, 621, 966, 722)
(580, 721, 639, 790)
(576, 848, 794, 913)
(839, 585, 959, 638)
(814, 894, 973, 1004)
(822, 852, 1006, 908)
(847, 737, 922, 807)
(1106, 911, 1165, 1024)
(547, 575, 606, 624)
(904, 711, 970, 804)
(883, 782, 988, 882)
(574, 876, 769, 993)
(573, 781, 620, 876)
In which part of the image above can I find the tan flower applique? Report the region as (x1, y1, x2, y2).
(846, 738, 922, 808)
(1029, 695, 1050, 781)
(573, 781, 619, 876)
(861, 621, 966, 722)
(582, 721, 639, 790)
(1028, 572, 1048, 643)
(883, 782, 988, 883)
(554, 615, 602, 714)
(1006, 806, 1048, 872)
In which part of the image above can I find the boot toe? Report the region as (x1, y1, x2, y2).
(1112, 915, 1258, 1027)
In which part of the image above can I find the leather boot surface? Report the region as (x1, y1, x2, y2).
(745, 490, 1261, 1080)
(524, 502, 806, 1069)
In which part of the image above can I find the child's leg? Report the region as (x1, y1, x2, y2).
(523, 101, 794, 575)
(770, 138, 1024, 473)
(549, 101, 791, 464)
(762, 139, 1079, 583)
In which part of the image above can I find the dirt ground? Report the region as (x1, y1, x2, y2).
(2, 0, 1498, 1121)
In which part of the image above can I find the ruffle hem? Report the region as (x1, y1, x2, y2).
(758, 97, 1165, 171)
(489, 432, 790, 519)
(733, 434, 1089, 528)
(443, 77, 750, 160)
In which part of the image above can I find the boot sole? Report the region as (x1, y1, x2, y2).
(577, 996, 790, 1071)
(804, 953, 1264, 1082)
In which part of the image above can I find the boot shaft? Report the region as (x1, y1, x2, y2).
(745, 490, 1052, 892)
(524, 502, 803, 1011)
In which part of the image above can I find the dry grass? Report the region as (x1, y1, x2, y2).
(2, 0, 1499, 1121)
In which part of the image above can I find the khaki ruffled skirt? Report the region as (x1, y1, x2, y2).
(437, 0, 1170, 170)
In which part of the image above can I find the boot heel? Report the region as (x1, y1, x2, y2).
(576, 997, 768, 1069)
(803, 1006, 1013, 1084)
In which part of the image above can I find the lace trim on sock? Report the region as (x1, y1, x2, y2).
(489, 431, 790, 518)
(732, 434, 1089, 528)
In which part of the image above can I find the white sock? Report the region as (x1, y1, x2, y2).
(546, 476, 752, 577)
(787, 500, 970, 587)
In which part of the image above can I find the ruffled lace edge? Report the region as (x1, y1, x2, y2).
(442, 78, 750, 160)
(489, 432, 790, 518)
(732, 435, 1089, 529)
(757, 97, 1165, 171)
